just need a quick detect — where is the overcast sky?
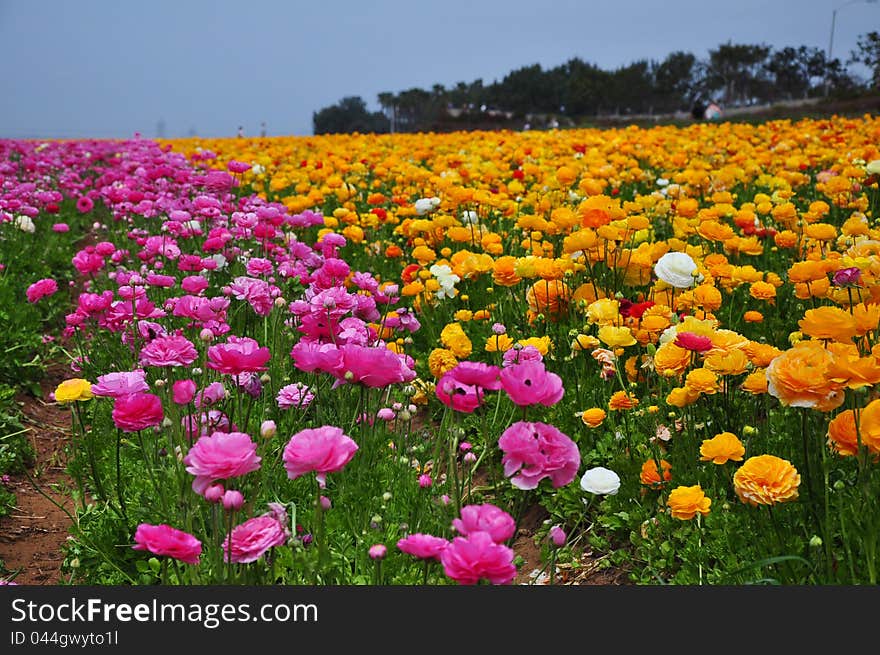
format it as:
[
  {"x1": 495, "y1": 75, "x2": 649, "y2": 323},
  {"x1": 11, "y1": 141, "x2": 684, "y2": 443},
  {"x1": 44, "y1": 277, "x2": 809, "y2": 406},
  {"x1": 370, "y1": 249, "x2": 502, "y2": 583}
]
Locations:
[{"x1": 1, "y1": 0, "x2": 876, "y2": 139}]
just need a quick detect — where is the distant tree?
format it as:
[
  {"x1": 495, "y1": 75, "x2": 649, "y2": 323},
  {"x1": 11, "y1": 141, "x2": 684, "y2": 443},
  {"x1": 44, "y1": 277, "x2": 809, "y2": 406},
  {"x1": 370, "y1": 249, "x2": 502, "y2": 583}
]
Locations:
[
  {"x1": 653, "y1": 51, "x2": 698, "y2": 113},
  {"x1": 705, "y1": 42, "x2": 773, "y2": 105},
  {"x1": 560, "y1": 58, "x2": 608, "y2": 116},
  {"x1": 850, "y1": 31, "x2": 880, "y2": 89},
  {"x1": 765, "y1": 46, "x2": 828, "y2": 99},
  {"x1": 312, "y1": 96, "x2": 390, "y2": 135},
  {"x1": 607, "y1": 60, "x2": 654, "y2": 114}
]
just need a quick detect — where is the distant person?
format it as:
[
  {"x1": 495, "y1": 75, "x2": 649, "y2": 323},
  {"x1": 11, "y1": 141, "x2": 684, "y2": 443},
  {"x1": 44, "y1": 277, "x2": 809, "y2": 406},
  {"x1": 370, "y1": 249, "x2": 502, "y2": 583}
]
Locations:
[
  {"x1": 704, "y1": 103, "x2": 722, "y2": 121},
  {"x1": 237, "y1": 125, "x2": 244, "y2": 137},
  {"x1": 691, "y1": 99, "x2": 707, "y2": 121},
  {"x1": 260, "y1": 121, "x2": 267, "y2": 137}
]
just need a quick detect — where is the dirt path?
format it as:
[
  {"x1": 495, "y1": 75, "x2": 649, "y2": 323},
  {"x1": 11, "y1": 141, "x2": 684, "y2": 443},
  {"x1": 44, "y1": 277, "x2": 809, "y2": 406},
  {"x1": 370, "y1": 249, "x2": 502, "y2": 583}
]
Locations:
[{"x1": 0, "y1": 365, "x2": 75, "y2": 585}]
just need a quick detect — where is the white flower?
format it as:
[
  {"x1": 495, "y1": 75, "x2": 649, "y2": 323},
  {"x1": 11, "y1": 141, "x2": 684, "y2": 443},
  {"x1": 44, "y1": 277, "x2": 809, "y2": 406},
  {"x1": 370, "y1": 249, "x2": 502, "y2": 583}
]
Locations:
[
  {"x1": 252, "y1": 164, "x2": 266, "y2": 175},
  {"x1": 654, "y1": 251, "x2": 702, "y2": 289},
  {"x1": 580, "y1": 466, "x2": 621, "y2": 495},
  {"x1": 429, "y1": 264, "x2": 460, "y2": 300},
  {"x1": 14, "y1": 215, "x2": 35, "y2": 233},
  {"x1": 207, "y1": 253, "x2": 227, "y2": 270},
  {"x1": 415, "y1": 196, "x2": 441, "y2": 215},
  {"x1": 656, "y1": 177, "x2": 669, "y2": 186},
  {"x1": 461, "y1": 210, "x2": 479, "y2": 225},
  {"x1": 866, "y1": 160, "x2": 880, "y2": 175}
]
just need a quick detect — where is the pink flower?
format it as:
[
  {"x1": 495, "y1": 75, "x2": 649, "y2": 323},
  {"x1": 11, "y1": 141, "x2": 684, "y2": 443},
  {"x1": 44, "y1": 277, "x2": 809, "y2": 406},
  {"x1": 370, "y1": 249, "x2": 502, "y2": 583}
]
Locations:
[
  {"x1": 497, "y1": 421, "x2": 581, "y2": 490},
  {"x1": 502, "y1": 345, "x2": 543, "y2": 367},
  {"x1": 132, "y1": 523, "x2": 202, "y2": 565},
  {"x1": 500, "y1": 361, "x2": 564, "y2": 406},
  {"x1": 435, "y1": 373, "x2": 483, "y2": 413},
  {"x1": 207, "y1": 336, "x2": 270, "y2": 375},
  {"x1": 369, "y1": 544, "x2": 387, "y2": 560},
  {"x1": 112, "y1": 392, "x2": 164, "y2": 432},
  {"x1": 397, "y1": 534, "x2": 449, "y2": 561},
  {"x1": 418, "y1": 473, "x2": 432, "y2": 488},
  {"x1": 26, "y1": 278, "x2": 58, "y2": 303},
  {"x1": 452, "y1": 504, "x2": 516, "y2": 543},
  {"x1": 91, "y1": 370, "x2": 149, "y2": 398},
  {"x1": 290, "y1": 340, "x2": 343, "y2": 374},
  {"x1": 53, "y1": 223, "x2": 69, "y2": 233},
  {"x1": 334, "y1": 344, "x2": 416, "y2": 388},
  {"x1": 76, "y1": 196, "x2": 94, "y2": 213},
  {"x1": 549, "y1": 525, "x2": 566, "y2": 547},
  {"x1": 222, "y1": 490, "x2": 245, "y2": 511},
  {"x1": 172, "y1": 379, "x2": 197, "y2": 405},
  {"x1": 282, "y1": 426, "x2": 358, "y2": 487},
  {"x1": 276, "y1": 382, "x2": 315, "y2": 409},
  {"x1": 440, "y1": 531, "x2": 517, "y2": 585},
  {"x1": 227, "y1": 160, "x2": 253, "y2": 174},
  {"x1": 223, "y1": 514, "x2": 288, "y2": 563},
  {"x1": 674, "y1": 331, "x2": 713, "y2": 352},
  {"x1": 448, "y1": 361, "x2": 502, "y2": 390},
  {"x1": 183, "y1": 431, "x2": 262, "y2": 495},
  {"x1": 139, "y1": 335, "x2": 199, "y2": 367}
]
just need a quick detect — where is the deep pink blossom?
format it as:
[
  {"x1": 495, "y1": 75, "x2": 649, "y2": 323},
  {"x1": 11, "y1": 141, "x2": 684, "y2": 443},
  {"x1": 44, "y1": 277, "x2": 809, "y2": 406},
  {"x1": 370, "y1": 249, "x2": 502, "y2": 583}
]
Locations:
[
  {"x1": 172, "y1": 379, "x2": 197, "y2": 405},
  {"x1": 499, "y1": 361, "x2": 564, "y2": 406},
  {"x1": 497, "y1": 421, "x2": 580, "y2": 490},
  {"x1": 452, "y1": 504, "x2": 516, "y2": 543},
  {"x1": 334, "y1": 344, "x2": 416, "y2": 388},
  {"x1": 132, "y1": 523, "x2": 202, "y2": 565},
  {"x1": 282, "y1": 425, "x2": 358, "y2": 487},
  {"x1": 183, "y1": 431, "x2": 262, "y2": 495},
  {"x1": 139, "y1": 334, "x2": 199, "y2": 367},
  {"x1": 440, "y1": 531, "x2": 517, "y2": 585},
  {"x1": 435, "y1": 373, "x2": 483, "y2": 413},
  {"x1": 112, "y1": 392, "x2": 164, "y2": 432},
  {"x1": 674, "y1": 331, "x2": 713, "y2": 352},
  {"x1": 397, "y1": 534, "x2": 449, "y2": 561},
  {"x1": 26, "y1": 278, "x2": 58, "y2": 303},
  {"x1": 207, "y1": 336, "x2": 270, "y2": 375},
  {"x1": 223, "y1": 514, "x2": 288, "y2": 563}
]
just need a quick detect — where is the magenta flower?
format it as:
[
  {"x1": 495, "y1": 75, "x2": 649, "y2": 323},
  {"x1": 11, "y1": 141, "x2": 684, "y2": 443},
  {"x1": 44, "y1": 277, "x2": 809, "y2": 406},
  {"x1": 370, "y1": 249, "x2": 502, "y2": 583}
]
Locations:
[
  {"x1": 440, "y1": 531, "x2": 517, "y2": 585},
  {"x1": 26, "y1": 278, "x2": 58, "y2": 303},
  {"x1": 111, "y1": 392, "x2": 164, "y2": 432},
  {"x1": 282, "y1": 426, "x2": 358, "y2": 487},
  {"x1": 452, "y1": 504, "x2": 516, "y2": 543},
  {"x1": 502, "y1": 344, "x2": 543, "y2": 367},
  {"x1": 183, "y1": 431, "x2": 262, "y2": 495},
  {"x1": 172, "y1": 379, "x2": 197, "y2": 405},
  {"x1": 674, "y1": 331, "x2": 713, "y2": 353},
  {"x1": 276, "y1": 382, "x2": 315, "y2": 409},
  {"x1": 832, "y1": 266, "x2": 862, "y2": 287},
  {"x1": 290, "y1": 340, "x2": 343, "y2": 374},
  {"x1": 397, "y1": 534, "x2": 449, "y2": 561},
  {"x1": 435, "y1": 373, "x2": 483, "y2": 413},
  {"x1": 499, "y1": 361, "x2": 564, "y2": 406},
  {"x1": 139, "y1": 335, "x2": 199, "y2": 367},
  {"x1": 207, "y1": 336, "x2": 270, "y2": 375},
  {"x1": 334, "y1": 344, "x2": 416, "y2": 388},
  {"x1": 223, "y1": 514, "x2": 288, "y2": 564},
  {"x1": 91, "y1": 370, "x2": 149, "y2": 398},
  {"x1": 132, "y1": 523, "x2": 202, "y2": 565},
  {"x1": 76, "y1": 196, "x2": 94, "y2": 213},
  {"x1": 497, "y1": 421, "x2": 581, "y2": 490}
]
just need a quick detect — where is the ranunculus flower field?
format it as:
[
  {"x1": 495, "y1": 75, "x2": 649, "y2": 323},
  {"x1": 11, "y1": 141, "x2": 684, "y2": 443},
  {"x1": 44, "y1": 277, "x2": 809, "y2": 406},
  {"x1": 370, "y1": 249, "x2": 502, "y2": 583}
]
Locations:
[{"x1": 1, "y1": 116, "x2": 879, "y2": 585}]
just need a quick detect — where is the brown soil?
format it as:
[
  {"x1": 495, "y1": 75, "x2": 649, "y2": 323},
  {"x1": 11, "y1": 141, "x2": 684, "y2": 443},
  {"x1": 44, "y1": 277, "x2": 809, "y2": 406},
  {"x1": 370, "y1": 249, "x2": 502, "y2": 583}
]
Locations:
[{"x1": 0, "y1": 364, "x2": 75, "y2": 585}]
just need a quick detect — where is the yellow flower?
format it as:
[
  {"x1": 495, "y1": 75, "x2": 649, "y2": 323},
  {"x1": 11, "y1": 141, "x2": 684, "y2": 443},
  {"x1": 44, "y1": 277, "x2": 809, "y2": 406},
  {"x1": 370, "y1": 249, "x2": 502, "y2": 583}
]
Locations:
[
  {"x1": 517, "y1": 336, "x2": 552, "y2": 355},
  {"x1": 684, "y1": 367, "x2": 719, "y2": 395},
  {"x1": 699, "y1": 432, "x2": 745, "y2": 464},
  {"x1": 597, "y1": 325, "x2": 637, "y2": 348},
  {"x1": 428, "y1": 348, "x2": 458, "y2": 378},
  {"x1": 667, "y1": 485, "x2": 711, "y2": 520},
  {"x1": 440, "y1": 322, "x2": 472, "y2": 359},
  {"x1": 485, "y1": 334, "x2": 514, "y2": 352},
  {"x1": 55, "y1": 379, "x2": 93, "y2": 404}
]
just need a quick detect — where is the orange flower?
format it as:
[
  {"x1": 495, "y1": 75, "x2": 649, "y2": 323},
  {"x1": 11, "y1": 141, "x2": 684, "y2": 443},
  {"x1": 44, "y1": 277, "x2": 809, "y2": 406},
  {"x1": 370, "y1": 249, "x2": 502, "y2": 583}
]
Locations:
[
  {"x1": 743, "y1": 310, "x2": 764, "y2": 323},
  {"x1": 699, "y1": 432, "x2": 745, "y2": 464},
  {"x1": 741, "y1": 369, "x2": 769, "y2": 394},
  {"x1": 798, "y1": 306, "x2": 859, "y2": 343},
  {"x1": 852, "y1": 398, "x2": 880, "y2": 454},
  {"x1": 492, "y1": 256, "x2": 521, "y2": 287},
  {"x1": 608, "y1": 390, "x2": 638, "y2": 411},
  {"x1": 652, "y1": 341, "x2": 692, "y2": 377},
  {"x1": 526, "y1": 280, "x2": 570, "y2": 320},
  {"x1": 733, "y1": 455, "x2": 801, "y2": 506},
  {"x1": 685, "y1": 367, "x2": 719, "y2": 395},
  {"x1": 667, "y1": 485, "x2": 711, "y2": 520},
  {"x1": 580, "y1": 408, "x2": 607, "y2": 428},
  {"x1": 827, "y1": 409, "x2": 859, "y2": 457},
  {"x1": 640, "y1": 458, "x2": 672, "y2": 487},
  {"x1": 749, "y1": 281, "x2": 777, "y2": 301},
  {"x1": 765, "y1": 341, "x2": 845, "y2": 411},
  {"x1": 666, "y1": 385, "x2": 701, "y2": 407}
]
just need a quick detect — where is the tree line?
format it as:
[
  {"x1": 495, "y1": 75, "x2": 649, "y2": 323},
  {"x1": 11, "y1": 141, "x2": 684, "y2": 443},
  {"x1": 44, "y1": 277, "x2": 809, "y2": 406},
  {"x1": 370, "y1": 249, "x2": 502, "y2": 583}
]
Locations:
[{"x1": 313, "y1": 32, "x2": 880, "y2": 134}]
